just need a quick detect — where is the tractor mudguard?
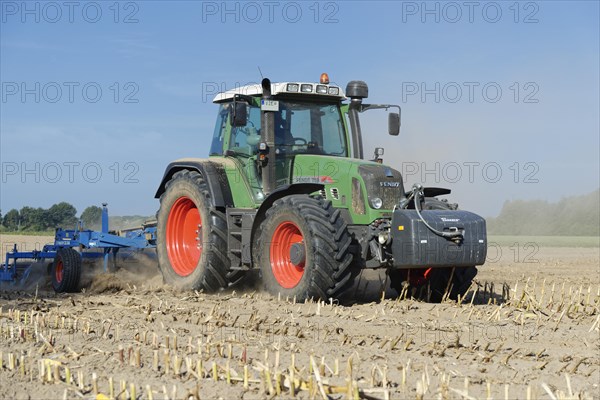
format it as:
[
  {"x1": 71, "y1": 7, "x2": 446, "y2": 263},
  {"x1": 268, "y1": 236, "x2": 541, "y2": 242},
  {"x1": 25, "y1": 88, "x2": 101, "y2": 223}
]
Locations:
[
  {"x1": 154, "y1": 159, "x2": 234, "y2": 208},
  {"x1": 390, "y1": 209, "x2": 487, "y2": 268},
  {"x1": 250, "y1": 183, "x2": 325, "y2": 247},
  {"x1": 422, "y1": 187, "x2": 451, "y2": 197}
]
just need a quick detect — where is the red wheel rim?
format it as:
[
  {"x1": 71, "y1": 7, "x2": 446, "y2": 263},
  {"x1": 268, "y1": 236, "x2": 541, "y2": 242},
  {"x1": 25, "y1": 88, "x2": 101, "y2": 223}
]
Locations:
[
  {"x1": 166, "y1": 196, "x2": 202, "y2": 276},
  {"x1": 408, "y1": 267, "x2": 432, "y2": 286},
  {"x1": 270, "y1": 221, "x2": 305, "y2": 288},
  {"x1": 55, "y1": 258, "x2": 64, "y2": 283}
]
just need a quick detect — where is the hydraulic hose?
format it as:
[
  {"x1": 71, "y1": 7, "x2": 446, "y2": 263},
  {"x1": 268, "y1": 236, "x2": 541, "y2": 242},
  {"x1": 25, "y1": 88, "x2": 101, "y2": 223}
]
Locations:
[{"x1": 411, "y1": 184, "x2": 463, "y2": 239}]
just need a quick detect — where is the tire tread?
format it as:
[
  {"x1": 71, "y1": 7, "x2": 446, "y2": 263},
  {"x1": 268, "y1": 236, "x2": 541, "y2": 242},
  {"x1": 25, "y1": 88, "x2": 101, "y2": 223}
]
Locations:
[
  {"x1": 157, "y1": 170, "x2": 243, "y2": 291},
  {"x1": 258, "y1": 195, "x2": 357, "y2": 302}
]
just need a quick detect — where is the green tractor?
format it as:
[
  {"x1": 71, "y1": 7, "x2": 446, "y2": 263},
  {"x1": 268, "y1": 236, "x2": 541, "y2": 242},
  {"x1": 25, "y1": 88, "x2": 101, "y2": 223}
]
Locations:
[{"x1": 154, "y1": 74, "x2": 487, "y2": 302}]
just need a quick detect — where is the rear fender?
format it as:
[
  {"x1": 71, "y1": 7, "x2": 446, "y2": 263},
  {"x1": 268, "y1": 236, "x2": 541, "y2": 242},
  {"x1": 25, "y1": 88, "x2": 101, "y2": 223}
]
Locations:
[{"x1": 154, "y1": 159, "x2": 234, "y2": 208}]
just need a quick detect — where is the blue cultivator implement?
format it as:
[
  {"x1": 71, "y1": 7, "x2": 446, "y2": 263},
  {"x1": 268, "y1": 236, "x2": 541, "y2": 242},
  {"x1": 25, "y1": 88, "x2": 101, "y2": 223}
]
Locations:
[{"x1": 0, "y1": 204, "x2": 156, "y2": 292}]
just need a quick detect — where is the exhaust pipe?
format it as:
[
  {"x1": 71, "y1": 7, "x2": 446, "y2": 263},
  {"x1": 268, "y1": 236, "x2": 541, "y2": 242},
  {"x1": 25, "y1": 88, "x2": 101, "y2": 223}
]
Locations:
[
  {"x1": 346, "y1": 80, "x2": 368, "y2": 160},
  {"x1": 260, "y1": 78, "x2": 276, "y2": 195}
]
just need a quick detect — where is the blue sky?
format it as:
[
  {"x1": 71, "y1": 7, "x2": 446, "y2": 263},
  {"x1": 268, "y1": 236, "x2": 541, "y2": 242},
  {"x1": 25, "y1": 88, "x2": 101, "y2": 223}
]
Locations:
[{"x1": 1, "y1": 1, "x2": 599, "y2": 217}]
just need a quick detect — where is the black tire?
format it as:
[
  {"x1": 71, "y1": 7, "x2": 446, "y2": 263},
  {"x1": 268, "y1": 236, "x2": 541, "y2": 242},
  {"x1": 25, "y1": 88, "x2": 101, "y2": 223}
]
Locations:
[
  {"x1": 256, "y1": 195, "x2": 356, "y2": 303},
  {"x1": 425, "y1": 266, "x2": 478, "y2": 302},
  {"x1": 388, "y1": 197, "x2": 477, "y2": 302},
  {"x1": 156, "y1": 170, "x2": 242, "y2": 291},
  {"x1": 51, "y1": 248, "x2": 82, "y2": 293},
  {"x1": 423, "y1": 197, "x2": 457, "y2": 210},
  {"x1": 389, "y1": 265, "x2": 477, "y2": 303}
]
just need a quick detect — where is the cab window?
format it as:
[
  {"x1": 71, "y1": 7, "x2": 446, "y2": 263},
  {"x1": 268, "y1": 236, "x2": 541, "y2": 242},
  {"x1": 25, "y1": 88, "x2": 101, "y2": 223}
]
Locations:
[
  {"x1": 228, "y1": 103, "x2": 262, "y2": 157},
  {"x1": 209, "y1": 104, "x2": 228, "y2": 155}
]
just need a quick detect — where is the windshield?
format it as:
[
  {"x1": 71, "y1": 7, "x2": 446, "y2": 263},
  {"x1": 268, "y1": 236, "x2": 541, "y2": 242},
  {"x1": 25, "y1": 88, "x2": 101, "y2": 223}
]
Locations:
[
  {"x1": 211, "y1": 101, "x2": 348, "y2": 157},
  {"x1": 275, "y1": 101, "x2": 347, "y2": 156}
]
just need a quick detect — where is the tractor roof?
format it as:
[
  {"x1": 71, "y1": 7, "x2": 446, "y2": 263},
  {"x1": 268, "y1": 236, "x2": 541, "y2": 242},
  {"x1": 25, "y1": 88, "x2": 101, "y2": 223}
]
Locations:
[{"x1": 212, "y1": 82, "x2": 346, "y2": 103}]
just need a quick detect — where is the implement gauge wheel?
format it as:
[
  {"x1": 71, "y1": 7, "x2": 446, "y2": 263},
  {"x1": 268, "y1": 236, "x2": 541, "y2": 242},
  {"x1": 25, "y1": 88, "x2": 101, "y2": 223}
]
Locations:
[
  {"x1": 51, "y1": 248, "x2": 82, "y2": 293},
  {"x1": 156, "y1": 170, "x2": 242, "y2": 290},
  {"x1": 256, "y1": 195, "x2": 356, "y2": 303}
]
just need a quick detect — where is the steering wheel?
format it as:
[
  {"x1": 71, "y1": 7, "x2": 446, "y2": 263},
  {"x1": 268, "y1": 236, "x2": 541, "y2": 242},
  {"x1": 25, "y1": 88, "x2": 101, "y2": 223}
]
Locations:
[
  {"x1": 293, "y1": 137, "x2": 308, "y2": 145},
  {"x1": 236, "y1": 120, "x2": 256, "y2": 135},
  {"x1": 237, "y1": 126, "x2": 259, "y2": 137}
]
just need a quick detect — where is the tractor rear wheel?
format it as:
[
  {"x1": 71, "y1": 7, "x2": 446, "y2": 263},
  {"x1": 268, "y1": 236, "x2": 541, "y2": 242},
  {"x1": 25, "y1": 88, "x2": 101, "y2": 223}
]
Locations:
[
  {"x1": 256, "y1": 195, "x2": 356, "y2": 303},
  {"x1": 51, "y1": 248, "x2": 82, "y2": 293},
  {"x1": 156, "y1": 170, "x2": 241, "y2": 290},
  {"x1": 388, "y1": 197, "x2": 477, "y2": 302}
]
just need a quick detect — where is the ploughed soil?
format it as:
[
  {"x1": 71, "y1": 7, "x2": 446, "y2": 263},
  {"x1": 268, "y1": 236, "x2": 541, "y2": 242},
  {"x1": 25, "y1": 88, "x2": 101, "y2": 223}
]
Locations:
[{"x1": 0, "y1": 234, "x2": 598, "y2": 399}]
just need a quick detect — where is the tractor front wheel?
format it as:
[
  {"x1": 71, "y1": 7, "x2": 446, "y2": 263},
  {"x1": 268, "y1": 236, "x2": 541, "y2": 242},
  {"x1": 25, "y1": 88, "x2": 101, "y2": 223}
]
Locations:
[
  {"x1": 51, "y1": 248, "x2": 82, "y2": 293},
  {"x1": 256, "y1": 195, "x2": 356, "y2": 303}
]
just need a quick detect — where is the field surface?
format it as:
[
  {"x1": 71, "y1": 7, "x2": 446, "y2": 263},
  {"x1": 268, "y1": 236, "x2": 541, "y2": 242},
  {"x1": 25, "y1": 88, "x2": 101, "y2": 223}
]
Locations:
[{"x1": 0, "y1": 234, "x2": 598, "y2": 399}]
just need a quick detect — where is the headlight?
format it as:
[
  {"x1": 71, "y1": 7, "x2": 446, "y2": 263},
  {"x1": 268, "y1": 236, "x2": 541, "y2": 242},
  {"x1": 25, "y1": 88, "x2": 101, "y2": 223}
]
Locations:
[
  {"x1": 370, "y1": 197, "x2": 383, "y2": 209},
  {"x1": 316, "y1": 85, "x2": 328, "y2": 94},
  {"x1": 378, "y1": 232, "x2": 389, "y2": 245},
  {"x1": 286, "y1": 83, "x2": 299, "y2": 92},
  {"x1": 300, "y1": 84, "x2": 313, "y2": 93}
]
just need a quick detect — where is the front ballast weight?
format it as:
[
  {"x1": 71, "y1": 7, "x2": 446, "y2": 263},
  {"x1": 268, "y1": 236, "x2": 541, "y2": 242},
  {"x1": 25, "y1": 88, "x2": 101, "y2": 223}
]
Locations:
[{"x1": 386, "y1": 184, "x2": 487, "y2": 268}]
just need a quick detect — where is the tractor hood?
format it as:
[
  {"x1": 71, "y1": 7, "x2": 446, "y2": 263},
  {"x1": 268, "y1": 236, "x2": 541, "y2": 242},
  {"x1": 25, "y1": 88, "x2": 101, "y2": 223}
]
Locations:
[{"x1": 292, "y1": 155, "x2": 407, "y2": 224}]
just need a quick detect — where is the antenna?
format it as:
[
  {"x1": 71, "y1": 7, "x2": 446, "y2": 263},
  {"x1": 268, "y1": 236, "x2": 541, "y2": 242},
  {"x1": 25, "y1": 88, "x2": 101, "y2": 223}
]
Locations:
[{"x1": 257, "y1": 66, "x2": 264, "y2": 80}]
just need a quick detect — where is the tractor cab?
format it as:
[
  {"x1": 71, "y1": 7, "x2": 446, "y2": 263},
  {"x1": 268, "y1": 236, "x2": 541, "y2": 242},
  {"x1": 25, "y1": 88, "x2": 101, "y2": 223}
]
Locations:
[{"x1": 210, "y1": 75, "x2": 352, "y2": 196}]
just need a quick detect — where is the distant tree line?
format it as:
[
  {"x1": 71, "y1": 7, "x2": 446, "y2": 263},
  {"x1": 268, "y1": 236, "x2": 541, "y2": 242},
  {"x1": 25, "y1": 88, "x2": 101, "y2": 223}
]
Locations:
[
  {"x1": 0, "y1": 203, "x2": 103, "y2": 232},
  {"x1": 0, "y1": 203, "x2": 152, "y2": 232},
  {"x1": 487, "y1": 189, "x2": 600, "y2": 236}
]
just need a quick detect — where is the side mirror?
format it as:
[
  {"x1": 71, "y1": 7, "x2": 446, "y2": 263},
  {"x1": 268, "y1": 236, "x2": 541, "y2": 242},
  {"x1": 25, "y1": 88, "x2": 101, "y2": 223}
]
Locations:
[
  {"x1": 230, "y1": 101, "x2": 248, "y2": 127},
  {"x1": 388, "y1": 112, "x2": 400, "y2": 136}
]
